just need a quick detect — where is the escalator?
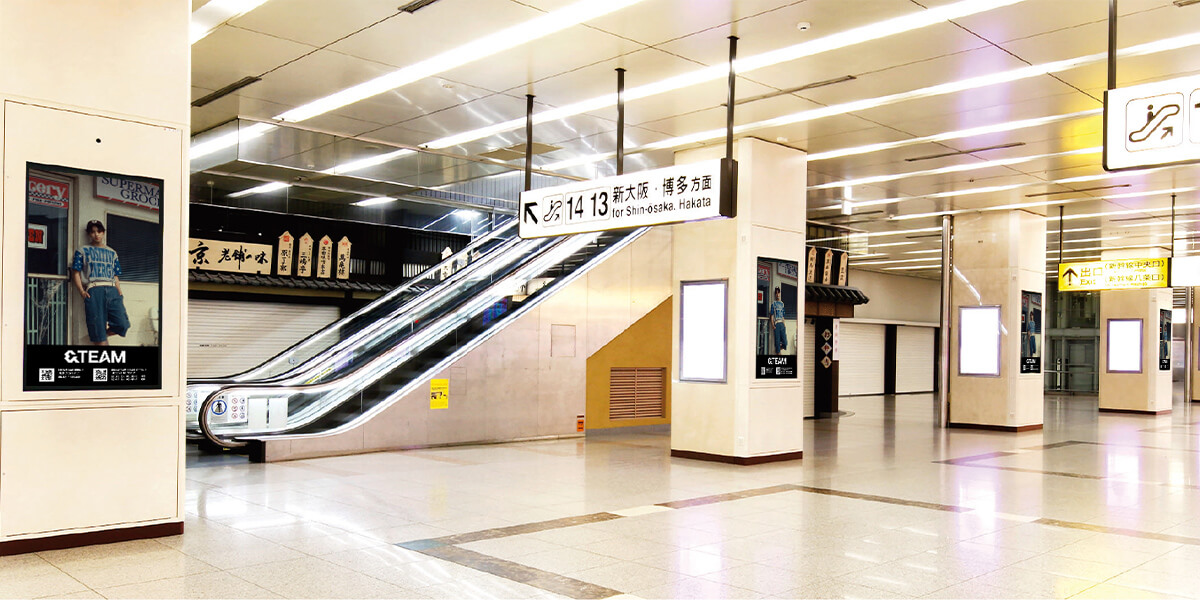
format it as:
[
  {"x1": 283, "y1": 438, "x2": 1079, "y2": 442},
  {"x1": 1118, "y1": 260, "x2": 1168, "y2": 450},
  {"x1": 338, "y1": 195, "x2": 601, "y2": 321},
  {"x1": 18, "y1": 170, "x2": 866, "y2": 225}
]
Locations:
[
  {"x1": 185, "y1": 220, "x2": 519, "y2": 426},
  {"x1": 195, "y1": 226, "x2": 647, "y2": 455}
]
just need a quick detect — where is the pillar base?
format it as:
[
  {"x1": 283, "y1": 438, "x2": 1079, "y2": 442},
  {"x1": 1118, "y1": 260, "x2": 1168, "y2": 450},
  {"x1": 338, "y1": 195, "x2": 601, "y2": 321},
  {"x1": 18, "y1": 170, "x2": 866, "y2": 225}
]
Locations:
[
  {"x1": 671, "y1": 449, "x2": 802, "y2": 465},
  {"x1": 948, "y1": 423, "x2": 1044, "y2": 432},
  {"x1": 0, "y1": 522, "x2": 183, "y2": 557},
  {"x1": 1098, "y1": 408, "x2": 1171, "y2": 415}
]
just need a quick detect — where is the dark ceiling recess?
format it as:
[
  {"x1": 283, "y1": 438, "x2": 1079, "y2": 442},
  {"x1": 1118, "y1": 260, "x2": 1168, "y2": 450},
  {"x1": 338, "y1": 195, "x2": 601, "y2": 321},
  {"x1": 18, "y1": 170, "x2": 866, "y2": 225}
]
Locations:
[
  {"x1": 192, "y1": 76, "x2": 262, "y2": 107},
  {"x1": 904, "y1": 142, "x2": 1025, "y2": 162},
  {"x1": 1024, "y1": 184, "x2": 1131, "y2": 197},
  {"x1": 399, "y1": 0, "x2": 442, "y2": 13}
]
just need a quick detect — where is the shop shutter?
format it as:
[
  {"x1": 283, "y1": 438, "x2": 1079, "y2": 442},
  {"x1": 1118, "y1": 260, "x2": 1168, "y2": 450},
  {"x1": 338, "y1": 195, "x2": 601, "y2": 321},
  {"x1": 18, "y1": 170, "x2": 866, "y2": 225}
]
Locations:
[
  {"x1": 187, "y1": 299, "x2": 338, "y2": 378},
  {"x1": 609, "y1": 367, "x2": 665, "y2": 420},
  {"x1": 896, "y1": 325, "x2": 936, "y2": 393},
  {"x1": 838, "y1": 322, "x2": 887, "y2": 396}
]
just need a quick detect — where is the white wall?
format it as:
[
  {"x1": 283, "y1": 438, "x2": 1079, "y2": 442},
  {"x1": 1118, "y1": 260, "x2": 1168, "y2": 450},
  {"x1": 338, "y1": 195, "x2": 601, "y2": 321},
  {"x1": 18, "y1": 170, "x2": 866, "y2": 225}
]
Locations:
[{"x1": 851, "y1": 269, "x2": 940, "y2": 324}]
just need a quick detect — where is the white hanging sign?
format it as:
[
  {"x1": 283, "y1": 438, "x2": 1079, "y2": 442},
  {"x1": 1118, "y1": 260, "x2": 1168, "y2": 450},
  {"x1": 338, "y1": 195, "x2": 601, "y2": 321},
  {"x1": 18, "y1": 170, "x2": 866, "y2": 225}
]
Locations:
[{"x1": 1104, "y1": 73, "x2": 1200, "y2": 171}]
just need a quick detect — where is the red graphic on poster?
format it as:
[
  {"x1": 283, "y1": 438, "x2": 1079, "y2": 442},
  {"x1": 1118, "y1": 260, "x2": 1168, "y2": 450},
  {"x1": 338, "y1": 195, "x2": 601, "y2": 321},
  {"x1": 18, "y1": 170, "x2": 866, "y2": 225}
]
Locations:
[{"x1": 27, "y1": 176, "x2": 69, "y2": 209}]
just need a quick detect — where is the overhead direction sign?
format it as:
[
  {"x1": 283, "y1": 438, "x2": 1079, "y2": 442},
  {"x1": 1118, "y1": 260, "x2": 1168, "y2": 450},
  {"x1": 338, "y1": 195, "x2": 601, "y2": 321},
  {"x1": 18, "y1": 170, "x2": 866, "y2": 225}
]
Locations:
[
  {"x1": 1104, "y1": 73, "x2": 1200, "y2": 171},
  {"x1": 1058, "y1": 258, "x2": 1169, "y2": 292},
  {"x1": 518, "y1": 158, "x2": 735, "y2": 239}
]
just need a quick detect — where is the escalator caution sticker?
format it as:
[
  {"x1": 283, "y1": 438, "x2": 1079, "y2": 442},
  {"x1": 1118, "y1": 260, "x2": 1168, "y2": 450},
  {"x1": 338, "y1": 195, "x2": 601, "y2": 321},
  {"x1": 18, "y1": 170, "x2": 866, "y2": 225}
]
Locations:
[{"x1": 430, "y1": 379, "x2": 449, "y2": 410}]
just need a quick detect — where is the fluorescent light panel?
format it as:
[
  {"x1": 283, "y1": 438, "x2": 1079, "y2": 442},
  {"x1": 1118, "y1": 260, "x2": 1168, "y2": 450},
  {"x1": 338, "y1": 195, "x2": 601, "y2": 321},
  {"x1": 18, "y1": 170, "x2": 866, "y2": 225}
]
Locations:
[
  {"x1": 191, "y1": 0, "x2": 272, "y2": 44},
  {"x1": 228, "y1": 181, "x2": 289, "y2": 198},
  {"x1": 352, "y1": 197, "x2": 396, "y2": 207}
]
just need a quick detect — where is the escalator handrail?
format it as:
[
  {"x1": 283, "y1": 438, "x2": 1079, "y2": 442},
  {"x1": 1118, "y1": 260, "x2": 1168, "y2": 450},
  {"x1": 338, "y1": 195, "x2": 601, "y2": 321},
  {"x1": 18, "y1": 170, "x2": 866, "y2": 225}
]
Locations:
[
  {"x1": 198, "y1": 229, "x2": 643, "y2": 447},
  {"x1": 197, "y1": 231, "x2": 597, "y2": 448},
  {"x1": 189, "y1": 219, "x2": 517, "y2": 385}
]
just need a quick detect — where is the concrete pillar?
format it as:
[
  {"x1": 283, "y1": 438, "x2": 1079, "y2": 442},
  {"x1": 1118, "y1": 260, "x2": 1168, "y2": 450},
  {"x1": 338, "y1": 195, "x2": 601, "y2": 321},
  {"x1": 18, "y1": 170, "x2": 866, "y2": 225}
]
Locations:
[
  {"x1": 1098, "y1": 249, "x2": 1172, "y2": 414},
  {"x1": 0, "y1": 1, "x2": 188, "y2": 554},
  {"x1": 948, "y1": 211, "x2": 1045, "y2": 431},
  {"x1": 1192, "y1": 296, "x2": 1200, "y2": 402},
  {"x1": 670, "y1": 138, "x2": 806, "y2": 464}
]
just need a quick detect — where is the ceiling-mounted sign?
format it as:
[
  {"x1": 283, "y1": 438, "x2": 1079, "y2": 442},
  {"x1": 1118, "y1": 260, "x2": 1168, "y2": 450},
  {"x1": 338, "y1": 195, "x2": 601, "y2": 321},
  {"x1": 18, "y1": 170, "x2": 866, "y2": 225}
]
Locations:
[
  {"x1": 518, "y1": 158, "x2": 735, "y2": 238},
  {"x1": 1171, "y1": 255, "x2": 1200, "y2": 286},
  {"x1": 1058, "y1": 258, "x2": 1169, "y2": 291},
  {"x1": 1104, "y1": 73, "x2": 1200, "y2": 171}
]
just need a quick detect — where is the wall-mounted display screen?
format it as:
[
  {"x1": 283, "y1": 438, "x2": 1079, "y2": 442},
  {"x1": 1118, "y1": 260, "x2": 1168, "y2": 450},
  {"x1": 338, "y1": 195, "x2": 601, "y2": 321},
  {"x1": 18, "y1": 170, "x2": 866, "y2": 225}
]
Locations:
[
  {"x1": 1020, "y1": 291, "x2": 1042, "y2": 374},
  {"x1": 24, "y1": 163, "x2": 163, "y2": 391},
  {"x1": 959, "y1": 306, "x2": 1001, "y2": 377},
  {"x1": 680, "y1": 280, "x2": 727, "y2": 383},
  {"x1": 1159, "y1": 309, "x2": 1171, "y2": 371},
  {"x1": 1107, "y1": 319, "x2": 1143, "y2": 373},
  {"x1": 755, "y1": 257, "x2": 797, "y2": 379}
]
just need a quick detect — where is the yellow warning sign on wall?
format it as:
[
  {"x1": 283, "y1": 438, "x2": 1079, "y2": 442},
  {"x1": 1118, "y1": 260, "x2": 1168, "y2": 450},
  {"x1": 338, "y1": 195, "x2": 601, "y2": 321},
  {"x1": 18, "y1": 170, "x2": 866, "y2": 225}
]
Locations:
[
  {"x1": 429, "y1": 379, "x2": 449, "y2": 410},
  {"x1": 1058, "y1": 258, "x2": 1169, "y2": 292}
]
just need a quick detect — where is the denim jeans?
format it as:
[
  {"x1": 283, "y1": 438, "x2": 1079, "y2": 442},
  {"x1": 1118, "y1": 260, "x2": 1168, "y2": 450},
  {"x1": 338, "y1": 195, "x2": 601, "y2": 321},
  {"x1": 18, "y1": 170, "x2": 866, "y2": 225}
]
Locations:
[{"x1": 85, "y1": 285, "x2": 130, "y2": 343}]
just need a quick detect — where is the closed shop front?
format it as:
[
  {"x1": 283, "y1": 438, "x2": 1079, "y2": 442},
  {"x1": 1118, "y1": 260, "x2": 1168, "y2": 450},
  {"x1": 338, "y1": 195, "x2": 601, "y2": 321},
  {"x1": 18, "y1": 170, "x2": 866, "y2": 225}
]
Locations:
[
  {"x1": 187, "y1": 299, "x2": 338, "y2": 378},
  {"x1": 838, "y1": 322, "x2": 886, "y2": 396}
]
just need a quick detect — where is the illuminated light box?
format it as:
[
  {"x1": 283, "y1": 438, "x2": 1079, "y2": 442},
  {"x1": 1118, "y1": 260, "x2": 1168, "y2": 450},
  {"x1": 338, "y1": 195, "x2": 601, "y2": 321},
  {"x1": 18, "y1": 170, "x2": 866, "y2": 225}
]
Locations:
[
  {"x1": 959, "y1": 306, "x2": 1001, "y2": 377},
  {"x1": 679, "y1": 280, "x2": 727, "y2": 383},
  {"x1": 1107, "y1": 319, "x2": 1143, "y2": 373}
]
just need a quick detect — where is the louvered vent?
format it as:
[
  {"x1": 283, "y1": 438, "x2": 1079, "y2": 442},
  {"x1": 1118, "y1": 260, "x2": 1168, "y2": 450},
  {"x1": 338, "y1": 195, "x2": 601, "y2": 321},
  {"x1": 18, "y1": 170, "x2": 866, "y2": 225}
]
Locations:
[{"x1": 609, "y1": 367, "x2": 665, "y2": 420}]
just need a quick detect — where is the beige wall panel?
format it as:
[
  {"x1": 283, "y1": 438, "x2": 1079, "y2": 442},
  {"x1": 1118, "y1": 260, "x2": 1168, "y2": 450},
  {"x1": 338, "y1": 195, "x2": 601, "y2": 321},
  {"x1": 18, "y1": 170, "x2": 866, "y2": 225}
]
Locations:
[
  {"x1": 852, "y1": 270, "x2": 940, "y2": 324},
  {"x1": 629, "y1": 227, "x2": 673, "y2": 325},
  {"x1": 585, "y1": 245, "x2": 632, "y2": 357},
  {"x1": 0, "y1": 406, "x2": 179, "y2": 537},
  {"x1": 0, "y1": 0, "x2": 189, "y2": 126},
  {"x1": 1099, "y1": 287, "x2": 1173, "y2": 412}
]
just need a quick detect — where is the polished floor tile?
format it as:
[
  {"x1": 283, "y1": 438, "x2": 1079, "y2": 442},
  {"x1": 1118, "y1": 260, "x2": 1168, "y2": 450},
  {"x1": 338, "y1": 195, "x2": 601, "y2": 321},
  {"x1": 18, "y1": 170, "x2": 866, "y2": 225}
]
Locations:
[{"x1": 16, "y1": 394, "x2": 1200, "y2": 598}]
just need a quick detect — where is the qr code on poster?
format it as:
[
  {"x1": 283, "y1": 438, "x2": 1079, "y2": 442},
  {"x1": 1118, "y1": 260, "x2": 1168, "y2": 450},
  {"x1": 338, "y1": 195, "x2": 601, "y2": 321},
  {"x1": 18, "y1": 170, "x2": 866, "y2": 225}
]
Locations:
[
  {"x1": 38, "y1": 368, "x2": 54, "y2": 382},
  {"x1": 93, "y1": 368, "x2": 108, "y2": 382}
]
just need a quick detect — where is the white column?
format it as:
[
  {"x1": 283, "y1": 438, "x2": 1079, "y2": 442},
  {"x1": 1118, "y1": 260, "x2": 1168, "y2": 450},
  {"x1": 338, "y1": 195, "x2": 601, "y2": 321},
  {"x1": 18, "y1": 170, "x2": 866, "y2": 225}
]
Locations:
[
  {"x1": 1098, "y1": 248, "x2": 1172, "y2": 414},
  {"x1": 670, "y1": 138, "x2": 806, "y2": 463}
]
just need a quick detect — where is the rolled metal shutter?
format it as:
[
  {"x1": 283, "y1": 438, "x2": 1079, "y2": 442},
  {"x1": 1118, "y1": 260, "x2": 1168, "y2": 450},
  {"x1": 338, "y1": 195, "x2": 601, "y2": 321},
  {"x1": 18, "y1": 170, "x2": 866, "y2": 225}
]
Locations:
[
  {"x1": 187, "y1": 299, "x2": 339, "y2": 378},
  {"x1": 838, "y1": 322, "x2": 886, "y2": 396},
  {"x1": 896, "y1": 325, "x2": 936, "y2": 393}
]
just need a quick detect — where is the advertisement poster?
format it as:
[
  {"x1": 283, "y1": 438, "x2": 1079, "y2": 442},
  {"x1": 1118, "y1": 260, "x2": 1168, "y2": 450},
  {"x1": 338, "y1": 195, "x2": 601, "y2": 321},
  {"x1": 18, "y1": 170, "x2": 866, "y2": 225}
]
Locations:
[
  {"x1": 756, "y1": 257, "x2": 798, "y2": 379},
  {"x1": 1020, "y1": 291, "x2": 1042, "y2": 374},
  {"x1": 1160, "y1": 309, "x2": 1171, "y2": 371},
  {"x1": 24, "y1": 163, "x2": 162, "y2": 391}
]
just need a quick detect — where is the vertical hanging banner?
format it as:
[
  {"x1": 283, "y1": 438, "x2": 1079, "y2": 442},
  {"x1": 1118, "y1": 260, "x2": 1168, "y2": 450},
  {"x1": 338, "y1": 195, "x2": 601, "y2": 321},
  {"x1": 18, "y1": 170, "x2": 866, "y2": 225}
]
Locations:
[
  {"x1": 296, "y1": 233, "x2": 313, "y2": 277},
  {"x1": 1160, "y1": 309, "x2": 1172, "y2": 371},
  {"x1": 756, "y1": 257, "x2": 798, "y2": 379},
  {"x1": 1020, "y1": 291, "x2": 1042, "y2": 374},
  {"x1": 277, "y1": 231, "x2": 294, "y2": 276},
  {"x1": 316, "y1": 235, "x2": 333, "y2": 278},
  {"x1": 805, "y1": 247, "x2": 817, "y2": 283},
  {"x1": 336, "y1": 236, "x2": 352, "y2": 279}
]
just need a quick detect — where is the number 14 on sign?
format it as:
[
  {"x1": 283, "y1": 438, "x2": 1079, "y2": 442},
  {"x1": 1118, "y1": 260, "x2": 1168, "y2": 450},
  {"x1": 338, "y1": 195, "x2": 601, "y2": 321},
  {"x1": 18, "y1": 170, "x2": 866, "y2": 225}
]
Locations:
[{"x1": 544, "y1": 188, "x2": 610, "y2": 226}]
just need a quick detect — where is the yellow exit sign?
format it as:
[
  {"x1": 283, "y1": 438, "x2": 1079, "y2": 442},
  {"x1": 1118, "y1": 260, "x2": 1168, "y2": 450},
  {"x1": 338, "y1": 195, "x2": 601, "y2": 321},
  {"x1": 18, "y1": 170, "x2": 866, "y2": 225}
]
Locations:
[{"x1": 1058, "y1": 258, "x2": 1169, "y2": 292}]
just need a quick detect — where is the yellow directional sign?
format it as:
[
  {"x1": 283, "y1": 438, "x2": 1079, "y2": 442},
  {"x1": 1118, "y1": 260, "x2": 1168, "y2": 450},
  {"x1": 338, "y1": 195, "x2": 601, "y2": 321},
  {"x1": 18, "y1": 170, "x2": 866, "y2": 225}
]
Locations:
[{"x1": 1058, "y1": 258, "x2": 1169, "y2": 292}]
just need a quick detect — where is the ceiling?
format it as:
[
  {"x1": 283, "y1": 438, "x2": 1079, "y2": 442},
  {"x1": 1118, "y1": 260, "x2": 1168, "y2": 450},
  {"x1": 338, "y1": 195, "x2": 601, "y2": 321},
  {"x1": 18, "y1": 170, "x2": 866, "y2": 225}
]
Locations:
[{"x1": 188, "y1": 0, "x2": 1200, "y2": 279}]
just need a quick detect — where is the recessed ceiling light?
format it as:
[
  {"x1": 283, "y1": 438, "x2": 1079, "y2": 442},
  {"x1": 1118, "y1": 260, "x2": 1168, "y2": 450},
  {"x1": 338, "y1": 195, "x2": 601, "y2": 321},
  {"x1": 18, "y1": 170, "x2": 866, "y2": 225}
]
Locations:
[
  {"x1": 352, "y1": 197, "x2": 395, "y2": 207},
  {"x1": 796, "y1": 21, "x2": 812, "y2": 31}
]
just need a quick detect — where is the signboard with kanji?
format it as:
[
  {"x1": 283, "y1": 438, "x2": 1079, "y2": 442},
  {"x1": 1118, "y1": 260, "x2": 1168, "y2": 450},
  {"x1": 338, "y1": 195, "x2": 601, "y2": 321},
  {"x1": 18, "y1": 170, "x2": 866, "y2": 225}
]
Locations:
[
  {"x1": 188, "y1": 238, "x2": 272, "y2": 274},
  {"x1": 296, "y1": 233, "x2": 313, "y2": 277},
  {"x1": 336, "y1": 237, "x2": 351, "y2": 279},
  {"x1": 316, "y1": 235, "x2": 333, "y2": 278},
  {"x1": 277, "y1": 231, "x2": 294, "y2": 276},
  {"x1": 1057, "y1": 258, "x2": 1169, "y2": 292},
  {"x1": 518, "y1": 158, "x2": 735, "y2": 238}
]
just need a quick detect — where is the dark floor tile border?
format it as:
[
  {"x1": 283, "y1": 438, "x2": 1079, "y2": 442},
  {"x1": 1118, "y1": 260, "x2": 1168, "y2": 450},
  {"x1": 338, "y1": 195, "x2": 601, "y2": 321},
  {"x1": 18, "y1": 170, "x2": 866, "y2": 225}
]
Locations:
[
  {"x1": 429, "y1": 513, "x2": 622, "y2": 545},
  {"x1": 792, "y1": 485, "x2": 970, "y2": 512},
  {"x1": 1074, "y1": 440, "x2": 1200, "y2": 454},
  {"x1": 399, "y1": 541, "x2": 622, "y2": 599},
  {"x1": 655, "y1": 483, "x2": 797, "y2": 509},
  {"x1": 937, "y1": 439, "x2": 1200, "y2": 487},
  {"x1": 942, "y1": 461, "x2": 1109, "y2": 480},
  {"x1": 1036, "y1": 518, "x2": 1200, "y2": 546}
]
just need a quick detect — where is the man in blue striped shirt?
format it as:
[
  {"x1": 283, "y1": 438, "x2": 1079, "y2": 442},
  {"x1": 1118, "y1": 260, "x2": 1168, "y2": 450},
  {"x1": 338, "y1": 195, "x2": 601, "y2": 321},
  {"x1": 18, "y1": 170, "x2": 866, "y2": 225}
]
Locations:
[{"x1": 70, "y1": 220, "x2": 130, "y2": 346}]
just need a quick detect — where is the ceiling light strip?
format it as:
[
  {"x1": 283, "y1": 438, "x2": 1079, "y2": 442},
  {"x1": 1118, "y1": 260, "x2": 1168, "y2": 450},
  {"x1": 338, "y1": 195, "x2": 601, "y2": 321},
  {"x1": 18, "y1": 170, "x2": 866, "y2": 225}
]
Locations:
[
  {"x1": 808, "y1": 147, "x2": 1101, "y2": 190},
  {"x1": 543, "y1": 32, "x2": 1200, "y2": 170},
  {"x1": 422, "y1": 0, "x2": 1029, "y2": 151}
]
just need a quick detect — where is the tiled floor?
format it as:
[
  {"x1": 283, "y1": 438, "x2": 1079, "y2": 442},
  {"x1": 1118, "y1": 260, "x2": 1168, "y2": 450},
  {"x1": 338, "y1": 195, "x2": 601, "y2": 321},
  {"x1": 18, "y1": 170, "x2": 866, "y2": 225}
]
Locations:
[{"x1": 7, "y1": 393, "x2": 1200, "y2": 599}]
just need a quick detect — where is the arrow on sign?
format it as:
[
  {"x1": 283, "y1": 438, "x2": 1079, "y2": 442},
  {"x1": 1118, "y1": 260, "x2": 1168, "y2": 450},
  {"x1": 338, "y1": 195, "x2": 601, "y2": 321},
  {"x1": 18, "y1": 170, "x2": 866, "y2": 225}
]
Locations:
[
  {"x1": 1162, "y1": 126, "x2": 1175, "y2": 139},
  {"x1": 524, "y1": 202, "x2": 538, "y2": 224},
  {"x1": 1063, "y1": 268, "x2": 1077, "y2": 285}
]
